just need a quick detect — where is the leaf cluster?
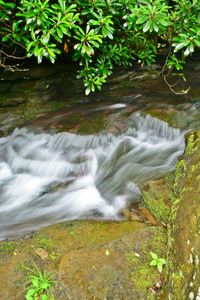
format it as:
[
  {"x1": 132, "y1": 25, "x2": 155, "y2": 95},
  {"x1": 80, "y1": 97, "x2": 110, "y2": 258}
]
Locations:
[
  {"x1": 149, "y1": 251, "x2": 166, "y2": 273},
  {"x1": 25, "y1": 266, "x2": 55, "y2": 300},
  {"x1": 1, "y1": 0, "x2": 200, "y2": 94}
]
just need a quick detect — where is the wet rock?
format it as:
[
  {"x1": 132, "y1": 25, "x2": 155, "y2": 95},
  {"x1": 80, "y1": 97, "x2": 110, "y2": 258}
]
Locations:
[
  {"x1": 58, "y1": 225, "x2": 166, "y2": 300},
  {"x1": 192, "y1": 63, "x2": 200, "y2": 72},
  {"x1": 190, "y1": 97, "x2": 200, "y2": 103},
  {"x1": 129, "y1": 70, "x2": 161, "y2": 81},
  {"x1": 0, "y1": 94, "x2": 26, "y2": 107},
  {"x1": 59, "y1": 247, "x2": 134, "y2": 300},
  {"x1": 0, "y1": 82, "x2": 11, "y2": 93},
  {"x1": 109, "y1": 71, "x2": 135, "y2": 83},
  {"x1": 169, "y1": 131, "x2": 200, "y2": 299},
  {"x1": 0, "y1": 65, "x2": 56, "y2": 81},
  {"x1": 122, "y1": 208, "x2": 143, "y2": 222},
  {"x1": 35, "y1": 248, "x2": 48, "y2": 259},
  {"x1": 25, "y1": 65, "x2": 57, "y2": 79},
  {"x1": 139, "y1": 64, "x2": 161, "y2": 71},
  {"x1": 0, "y1": 70, "x2": 29, "y2": 81},
  {"x1": 138, "y1": 207, "x2": 166, "y2": 227},
  {"x1": 0, "y1": 111, "x2": 23, "y2": 135},
  {"x1": 0, "y1": 220, "x2": 167, "y2": 300}
]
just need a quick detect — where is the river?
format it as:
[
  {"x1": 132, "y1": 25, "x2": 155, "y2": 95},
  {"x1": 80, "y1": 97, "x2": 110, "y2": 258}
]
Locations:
[{"x1": 0, "y1": 61, "x2": 199, "y2": 239}]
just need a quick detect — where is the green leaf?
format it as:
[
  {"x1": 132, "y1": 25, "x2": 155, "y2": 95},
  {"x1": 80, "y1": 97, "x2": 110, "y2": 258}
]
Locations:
[
  {"x1": 25, "y1": 289, "x2": 36, "y2": 299},
  {"x1": 47, "y1": 48, "x2": 56, "y2": 58},
  {"x1": 150, "y1": 260, "x2": 157, "y2": 266},
  {"x1": 56, "y1": 27, "x2": 63, "y2": 39},
  {"x1": 25, "y1": 295, "x2": 34, "y2": 300},
  {"x1": 85, "y1": 87, "x2": 91, "y2": 96},
  {"x1": 157, "y1": 263, "x2": 163, "y2": 273},
  {"x1": 173, "y1": 41, "x2": 190, "y2": 52},
  {"x1": 41, "y1": 33, "x2": 50, "y2": 44},
  {"x1": 37, "y1": 18, "x2": 42, "y2": 26},
  {"x1": 159, "y1": 258, "x2": 166, "y2": 265},
  {"x1": 41, "y1": 294, "x2": 48, "y2": 300},
  {"x1": 41, "y1": 282, "x2": 50, "y2": 289},
  {"x1": 107, "y1": 31, "x2": 113, "y2": 39},
  {"x1": 60, "y1": 24, "x2": 67, "y2": 35},
  {"x1": 136, "y1": 16, "x2": 148, "y2": 25},
  {"x1": 143, "y1": 20, "x2": 151, "y2": 32},
  {"x1": 32, "y1": 277, "x2": 40, "y2": 287},
  {"x1": 184, "y1": 46, "x2": 190, "y2": 56},
  {"x1": 37, "y1": 54, "x2": 43, "y2": 64},
  {"x1": 49, "y1": 56, "x2": 55, "y2": 64},
  {"x1": 195, "y1": 40, "x2": 200, "y2": 47},
  {"x1": 150, "y1": 252, "x2": 158, "y2": 260},
  {"x1": 2, "y1": 35, "x2": 10, "y2": 42},
  {"x1": 159, "y1": 18, "x2": 170, "y2": 26},
  {"x1": 105, "y1": 249, "x2": 110, "y2": 256},
  {"x1": 153, "y1": 23, "x2": 159, "y2": 32}
]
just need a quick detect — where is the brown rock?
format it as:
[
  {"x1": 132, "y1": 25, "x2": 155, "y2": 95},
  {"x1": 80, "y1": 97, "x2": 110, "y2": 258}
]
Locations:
[{"x1": 35, "y1": 248, "x2": 48, "y2": 259}]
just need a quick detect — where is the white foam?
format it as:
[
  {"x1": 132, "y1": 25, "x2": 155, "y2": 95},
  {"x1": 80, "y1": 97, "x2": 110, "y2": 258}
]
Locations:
[{"x1": 0, "y1": 113, "x2": 185, "y2": 239}]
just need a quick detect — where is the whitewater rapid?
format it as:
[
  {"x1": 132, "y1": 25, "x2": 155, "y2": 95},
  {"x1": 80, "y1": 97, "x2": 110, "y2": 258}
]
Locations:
[{"x1": 0, "y1": 113, "x2": 185, "y2": 239}]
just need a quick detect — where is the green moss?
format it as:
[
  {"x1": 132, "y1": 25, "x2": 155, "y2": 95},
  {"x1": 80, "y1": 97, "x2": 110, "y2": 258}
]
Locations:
[
  {"x1": 125, "y1": 252, "x2": 138, "y2": 263},
  {"x1": 59, "y1": 222, "x2": 74, "y2": 229},
  {"x1": 0, "y1": 241, "x2": 17, "y2": 255},
  {"x1": 149, "y1": 227, "x2": 168, "y2": 257},
  {"x1": 146, "y1": 110, "x2": 178, "y2": 127},
  {"x1": 78, "y1": 116, "x2": 106, "y2": 134},
  {"x1": 171, "y1": 271, "x2": 185, "y2": 300},
  {"x1": 165, "y1": 133, "x2": 200, "y2": 299},
  {"x1": 130, "y1": 265, "x2": 157, "y2": 293},
  {"x1": 23, "y1": 108, "x2": 37, "y2": 121},
  {"x1": 33, "y1": 233, "x2": 54, "y2": 252},
  {"x1": 185, "y1": 133, "x2": 196, "y2": 156},
  {"x1": 173, "y1": 159, "x2": 186, "y2": 189},
  {"x1": 195, "y1": 217, "x2": 200, "y2": 235},
  {"x1": 125, "y1": 227, "x2": 167, "y2": 299},
  {"x1": 142, "y1": 188, "x2": 170, "y2": 224},
  {"x1": 23, "y1": 101, "x2": 66, "y2": 122}
]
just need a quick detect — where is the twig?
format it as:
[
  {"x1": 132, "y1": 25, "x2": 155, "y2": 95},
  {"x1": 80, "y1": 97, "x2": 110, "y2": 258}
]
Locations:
[{"x1": 161, "y1": 29, "x2": 190, "y2": 95}]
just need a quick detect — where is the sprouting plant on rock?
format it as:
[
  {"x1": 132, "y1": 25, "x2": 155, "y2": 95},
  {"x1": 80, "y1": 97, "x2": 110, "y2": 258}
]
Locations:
[
  {"x1": 25, "y1": 264, "x2": 55, "y2": 300},
  {"x1": 149, "y1": 252, "x2": 166, "y2": 273}
]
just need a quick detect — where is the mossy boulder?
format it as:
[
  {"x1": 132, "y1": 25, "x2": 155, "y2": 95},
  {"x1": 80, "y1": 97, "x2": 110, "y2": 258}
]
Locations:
[{"x1": 168, "y1": 132, "x2": 200, "y2": 300}]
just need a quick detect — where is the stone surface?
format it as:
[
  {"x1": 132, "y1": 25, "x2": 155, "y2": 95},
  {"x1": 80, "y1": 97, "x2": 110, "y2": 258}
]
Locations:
[
  {"x1": 0, "y1": 63, "x2": 200, "y2": 300},
  {"x1": 0, "y1": 221, "x2": 167, "y2": 300},
  {"x1": 35, "y1": 247, "x2": 48, "y2": 259},
  {"x1": 58, "y1": 226, "x2": 165, "y2": 300},
  {"x1": 168, "y1": 131, "x2": 200, "y2": 300}
]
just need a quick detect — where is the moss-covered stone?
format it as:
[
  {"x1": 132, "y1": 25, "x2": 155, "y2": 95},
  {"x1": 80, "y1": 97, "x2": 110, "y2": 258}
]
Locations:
[
  {"x1": 33, "y1": 233, "x2": 54, "y2": 252},
  {"x1": 0, "y1": 241, "x2": 18, "y2": 255},
  {"x1": 167, "y1": 130, "x2": 200, "y2": 300},
  {"x1": 142, "y1": 182, "x2": 170, "y2": 225},
  {"x1": 126, "y1": 226, "x2": 167, "y2": 299}
]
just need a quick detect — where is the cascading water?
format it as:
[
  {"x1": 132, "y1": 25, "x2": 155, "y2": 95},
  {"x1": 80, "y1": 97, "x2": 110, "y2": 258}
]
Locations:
[{"x1": 0, "y1": 113, "x2": 185, "y2": 239}]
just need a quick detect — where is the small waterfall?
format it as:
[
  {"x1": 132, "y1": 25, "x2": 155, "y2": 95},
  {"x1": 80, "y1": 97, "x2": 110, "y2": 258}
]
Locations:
[{"x1": 0, "y1": 113, "x2": 185, "y2": 239}]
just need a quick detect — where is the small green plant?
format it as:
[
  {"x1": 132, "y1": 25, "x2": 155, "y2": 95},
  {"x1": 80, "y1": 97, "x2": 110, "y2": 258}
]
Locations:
[
  {"x1": 25, "y1": 265, "x2": 55, "y2": 300},
  {"x1": 149, "y1": 252, "x2": 166, "y2": 273}
]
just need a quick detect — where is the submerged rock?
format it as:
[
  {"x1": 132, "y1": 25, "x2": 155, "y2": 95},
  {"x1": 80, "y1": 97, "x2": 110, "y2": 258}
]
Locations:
[
  {"x1": 129, "y1": 70, "x2": 161, "y2": 81},
  {"x1": 0, "y1": 93, "x2": 26, "y2": 107}
]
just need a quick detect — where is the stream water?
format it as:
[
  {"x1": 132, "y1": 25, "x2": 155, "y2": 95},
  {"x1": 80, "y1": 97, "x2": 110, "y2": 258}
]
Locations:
[{"x1": 0, "y1": 62, "x2": 200, "y2": 239}]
